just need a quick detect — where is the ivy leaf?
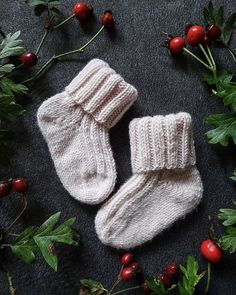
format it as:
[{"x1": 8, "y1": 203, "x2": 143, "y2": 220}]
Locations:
[
  {"x1": 218, "y1": 201, "x2": 236, "y2": 226},
  {"x1": 0, "y1": 31, "x2": 25, "y2": 59},
  {"x1": 10, "y1": 212, "x2": 79, "y2": 271},
  {"x1": 0, "y1": 64, "x2": 15, "y2": 74},
  {"x1": 221, "y1": 12, "x2": 236, "y2": 44},
  {"x1": 230, "y1": 170, "x2": 236, "y2": 181},
  {"x1": 205, "y1": 113, "x2": 236, "y2": 146},
  {"x1": 146, "y1": 278, "x2": 176, "y2": 295},
  {"x1": 80, "y1": 279, "x2": 107, "y2": 294},
  {"x1": 178, "y1": 256, "x2": 205, "y2": 295}
]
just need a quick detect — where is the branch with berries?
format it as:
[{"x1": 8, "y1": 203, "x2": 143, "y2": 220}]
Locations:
[
  {"x1": 0, "y1": 177, "x2": 79, "y2": 294},
  {"x1": 0, "y1": 1, "x2": 114, "y2": 166},
  {"x1": 163, "y1": 1, "x2": 236, "y2": 180}
]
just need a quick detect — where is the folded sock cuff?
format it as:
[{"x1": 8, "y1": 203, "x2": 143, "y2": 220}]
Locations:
[
  {"x1": 65, "y1": 59, "x2": 138, "y2": 128},
  {"x1": 129, "y1": 112, "x2": 196, "y2": 173}
]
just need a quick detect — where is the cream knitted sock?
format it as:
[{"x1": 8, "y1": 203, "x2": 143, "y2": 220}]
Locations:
[
  {"x1": 95, "y1": 112, "x2": 203, "y2": 248},
  {"x1": 37, "y1": 59, "x2": 137, "y2": 204}
]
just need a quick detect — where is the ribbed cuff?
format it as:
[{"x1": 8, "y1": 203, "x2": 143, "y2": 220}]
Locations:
[
  {"x1": 65, "y1": 59, "x2": 138, "y2": 128},
  {"x1": 129, "y1": 112, "x2": 196, "y2": 173}
]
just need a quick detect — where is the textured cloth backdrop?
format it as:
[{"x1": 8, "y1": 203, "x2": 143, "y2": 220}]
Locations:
[{"x1": 0, "y1": 0, "x2": 236, "y2": 294}]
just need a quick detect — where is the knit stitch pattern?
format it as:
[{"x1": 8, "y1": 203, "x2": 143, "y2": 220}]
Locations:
[
  {"x1": 95, "y1": 112, "x2": 203, "y2": 249},
  {"x1": 37, "y1": 59, "x2": 137, "y2": 204}
]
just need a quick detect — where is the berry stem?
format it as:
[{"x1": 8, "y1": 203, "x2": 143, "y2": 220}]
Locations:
[
  {"x1": 5, "y1": 193, "x2": 27, "y2": 233},
  {"x1": 204, "y1": 262, "x2": 211, "y2": 295},
  {"x1": 183, "y1": 47, "x2": 212, "y2": 70},
  {"x1": 108, "y1": 266, "x2": 123, "y2": 295},
  {"x1": 53, "y1": 14, "x2": 75, "y2": 30},
  {"x1": 198, "y1": 44, "x2": 214, "y2": 68},
  {"x1": 206, "y1": 46, "x2": 216, "y2": 70},
  {"x1": 22, "y1": 26, "x2": 105, "y2": 84},
  {"x1": 7, "y1": 272, "x2": 16, "y2": 295},
  {"x1": 112, "y1": 286, "x2": 141, "y2": 295},
  {"x1": 218, "y1": 39, "x2": 236, "y2": 63},
  {"x1": 35, "y1": 29, "x2": 49, "y2": 55}
]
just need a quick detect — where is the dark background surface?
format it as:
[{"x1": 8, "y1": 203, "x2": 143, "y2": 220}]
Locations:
[{"x1": 0, "y1": 0, "x2": 236, "y2": 294}]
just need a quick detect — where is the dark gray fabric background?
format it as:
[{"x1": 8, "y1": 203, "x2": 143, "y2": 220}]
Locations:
[{"x1": 1, "y1": 0, "x2": 236, "y2": 294}]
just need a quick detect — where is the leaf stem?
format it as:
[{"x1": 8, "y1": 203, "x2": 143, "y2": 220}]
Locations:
[
  {"x1": 35, "y1": 29, "x2": 49, "y2": 55},
  {"x1": 204, "y1": 262, "x2": 211, "y2": 295},
  {"x1": 198, "y1": 44, "x2": 213, "y2": 68},
  {"x1": 183, "y1": 47, "x2": 212, "y2": 70},
  {"x1": 22, "y1": 26, "x2": 105, "y2": 84},
  {"x1": 7, "y1": 272, "x2": 16, "y2": 295},
  {"x1": 112, "y1": 286, "x2": 141, "y2": 295},
  {"x1": 5, "y1": 193, "x2": 27, "y2": 233},
  {"x1": 53, "y1": 14, "x2": 75, "y2": 30}
]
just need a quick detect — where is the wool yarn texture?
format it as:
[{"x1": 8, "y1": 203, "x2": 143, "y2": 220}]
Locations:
[
  {"x1": 95, "y1": 112, "x2": 203, "y2": 249},
  {"x1": 37, "y1": 59, "x2": 138, "y2": 204}
]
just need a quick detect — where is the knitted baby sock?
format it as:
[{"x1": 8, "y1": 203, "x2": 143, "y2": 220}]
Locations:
[
  {"x1": 37, "y1": 59, "x2": 137, "y2": 204},
  {"x1": 95, "y1": 112, "x2": 203, "y2": 248}
]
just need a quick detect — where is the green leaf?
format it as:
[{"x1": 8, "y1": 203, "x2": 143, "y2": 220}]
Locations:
[
  {"x1": 219, "y1": 227, "x2": 236, "y2": 253},
  {"x1": 0, "y1": 64, "x2": 15, "y2": 74},
  {"x1": 80, "y1": 279, "x2": 107, "y2": 294},
  {"x1": 0, "y1": 93, "x2": 25, "y2": 121},
  {"x1": 215, "y1": 81, "x2": 236, "y2": 111},
  {"x1": 221, "y1": 12, "x2": 236, "y2": 44},
  {"x1": 11, "y1": 212, "x2": 79, "y2": 271},
  {"x1": 178, "y1": 256, "x2": 205, "y2": 295},
  {"x1": 10, "y1": 245, "x2": 36, "y2": 264},
  {"x1": 230, "y1": 170, "x2": 236, "y2": 181},
  {"x1": 218, "y1": 201, "x2": 236, "y2": 226},
  {"x1": 205, "y1": 113, "x2": 236, "y2": 146},
  {"x1": 0, "y1": 31, "x2": 25, "y2": 59},
  {"x1": 202, "y1": 70, "x2": 233, "y2": 86},
  {"x1": 25, "y1": 0, "x2": 47, "y2": 8},
  {"x1": 0, "y1": 77, "x2": 28, "y2": 95},
  {"x1": 146, "y1": 278, "x2": 176, "y2": 295}
]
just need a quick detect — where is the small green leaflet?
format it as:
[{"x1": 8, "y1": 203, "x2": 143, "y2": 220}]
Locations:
[
  {"x1": 10, "y1": 212, "x2": 79, "y2": 271},
  {"x1": 0, "y1": 94, "x2": 25, "y2": 121},
  {"x1": 205, "y1": 113, "x2": 236, "y2": 146},
  {"x1": 203, "y1": 1, "x2": 236, "y2": 44},
  {"x1": 0, "y1": 64, "x2": 15, "y2": 74},
  {"x1": 178, "y1": 256, "x2": 205, "y2": 295},
  {"x1": 216, "y1": 81, "x2": 236, "y2": 111},
  {"x1": 0, "y1": 31, "x2": 25, "y2": 59},
  {"x1": 219, "y1": 226, "x2": 236, "y2": 254},
  {"x1": 230, "y1": 170, "x2": 236, "y2": 181},
  {"x1": 26, "y1": 0, "x2": 62, "y2": 17},
  {"x1": 218, "y1": 201, "x2": 236, "y2": 254},
  {"x1": 202, "y1": 70, "x2": 233, "y2": 86},
  {"x1": 80, "y1": 279, "x2": 107, "y2": 295},
  {"x1": 218, "y1": 200, "x2": 236, "y2": 226},
  {"x1": 146, "y1": 278, "x2": 176, "y2": 295}
]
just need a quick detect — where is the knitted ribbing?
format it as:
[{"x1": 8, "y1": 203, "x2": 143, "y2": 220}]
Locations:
[
  {"x1": 95, "y1": 112, "x2": 203, "y2": 249},
  {"x1": 130, "y1": 112, "x2": 196, "y2": 173},
  {"x1": 37, "y1": 59, "x2": 137, "y2": 205}
]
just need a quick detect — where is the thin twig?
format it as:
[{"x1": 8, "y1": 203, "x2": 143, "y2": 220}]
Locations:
[
  {"x1": 53, "y1": 14, "x2": 75, "y2": 30},
  {"x1": 204, "y1": 262, "x2": 211, "y2": 295},
  {"x1": 5, "y1": 193, "x2": 27, "y2": 233},
  {"x1": 7, "y1": 272, "x2": 16, "y2": 295},
  {"x1": 183, "y1": 47, "x2": 212, "y2": 70},
  {"x1": 35, "y1": 30, "x2": 49, "y2": 55}
]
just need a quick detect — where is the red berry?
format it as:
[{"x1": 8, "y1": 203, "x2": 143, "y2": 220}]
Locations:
[
  {"x1": 202, "y1": 34, "x2": 212, "y2": 46},
  {"x1": 101, "y1": 10, "x2": 114, "y2": 28},
  {"x1": 187, "y1": 25, "x2": 205, "y2": 46},
  {"x1": 141, "y1": 282, "x2": 150, "y2": 293},
  {"x1": 207, "y1": 25, "x2": 222, "y2": 40},
  {"x1": 73, "y1": 2, "x2": 93, "y2": 21},
  {"x1": 169, "y1": 37, "x2": 186, "y2": 54},
  {"x1": 166, "y1": 262, "x2": 179, "y2": 277},
  {"x1": 120, "y1": 267, "x2": 135, "y2": 281},
  {"x1": 0, "y1": 181, "x2": 11, "y2": 199},
  {"x1": 20, "y1": 52, "x2": 38, "y2": 66},
  {"x1": 158, "y1": 273, "x2": 172, "y2": 288},
  {"x1": 12, "y1": 178, "x2": 28, "y2": 193},
  {"x1": 130, "y1": 262, "x2": 140, "y2": 273},
  {"x1": 200, "y1": 239, "x2": 223, "y2": 263},
  {"x1": 121, "y1": 252, "x2": 133, "y2": 266}
]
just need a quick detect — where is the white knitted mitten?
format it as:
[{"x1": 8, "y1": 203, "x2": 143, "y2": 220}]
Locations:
[
  {"x1": 95, "y1": 112, "x2": 203, "y2": 248},
  {"x1": 37, "y1": 59, "x2": 137, "y2": 204}
]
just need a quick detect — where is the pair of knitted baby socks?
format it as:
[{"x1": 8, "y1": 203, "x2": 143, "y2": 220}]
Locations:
[{"x1": 37, "y1": 59, "x2": 203, "y2": 249}]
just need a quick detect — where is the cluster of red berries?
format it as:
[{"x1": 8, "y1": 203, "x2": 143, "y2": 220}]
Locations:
[
  {"x1": 0, "y1": 178, "x2": 28, "y2": 198},
  {"x1": 168, "y1": 24, "x2": 222, "y2": 55},
  {"x1": 120, "y1": 252, "x2": 140, "y2": 281},
  {"x1": 20, "y1": 2, "x2": 114, "y2": 67}
]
